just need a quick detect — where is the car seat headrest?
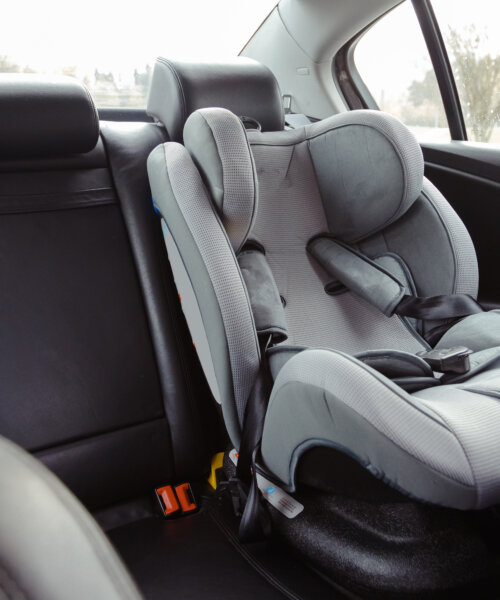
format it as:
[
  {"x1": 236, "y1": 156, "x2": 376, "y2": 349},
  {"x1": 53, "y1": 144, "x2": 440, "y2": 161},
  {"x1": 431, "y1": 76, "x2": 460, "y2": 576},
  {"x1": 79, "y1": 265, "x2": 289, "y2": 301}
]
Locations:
[
  {"x1": 147, "y1": 57, "x2": 284, "y2": 142},
  {"x1": 183, "y1": 107, "x2": 257, "y2": 253},
  {"x1": 306, "y1": 110, "x2": 425, "y2": 243},
  {"x1": 0, "y1": 74, "x2": 99, "y2": 159}
]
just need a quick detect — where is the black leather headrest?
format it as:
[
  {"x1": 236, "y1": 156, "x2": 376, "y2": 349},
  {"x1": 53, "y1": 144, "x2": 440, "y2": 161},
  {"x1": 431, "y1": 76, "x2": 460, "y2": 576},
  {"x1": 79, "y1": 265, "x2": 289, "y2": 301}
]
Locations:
[
  {"x1": 146, "y1": 57, "x2": 284, "y2": 141},
  {"x1": 0, "y1": 74, "x2": 99, "y2": 159}
]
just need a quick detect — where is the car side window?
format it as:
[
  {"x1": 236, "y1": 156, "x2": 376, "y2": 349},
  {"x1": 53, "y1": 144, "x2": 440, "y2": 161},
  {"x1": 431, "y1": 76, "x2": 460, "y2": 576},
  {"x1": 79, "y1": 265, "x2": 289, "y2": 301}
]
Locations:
[
  {"x1": 354, "y1": 1, "x2": 450, "y2": 143},
  {"x1": 432, "y1": 0, "x2": 500, "y2": 143}
]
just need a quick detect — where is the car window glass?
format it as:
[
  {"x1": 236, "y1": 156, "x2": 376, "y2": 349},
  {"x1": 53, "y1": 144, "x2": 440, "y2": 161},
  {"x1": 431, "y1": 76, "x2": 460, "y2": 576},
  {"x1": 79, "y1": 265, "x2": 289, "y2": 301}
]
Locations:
[
  {"x1": 354, "y1": 1, "x2": 450, "y2": 143},
  {"x1": 432, "y1": 0, "x2": 500, "y2": 143},
  {"x1": 0, "y1": 0, "x2": 276, "y2": 107}
]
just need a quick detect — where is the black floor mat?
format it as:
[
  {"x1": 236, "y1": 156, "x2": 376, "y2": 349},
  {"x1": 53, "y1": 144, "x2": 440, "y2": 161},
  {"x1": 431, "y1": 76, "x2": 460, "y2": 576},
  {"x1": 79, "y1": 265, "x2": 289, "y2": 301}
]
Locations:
[{"x1": 106, "y1": 494, "x2": 344, "y2": 600}]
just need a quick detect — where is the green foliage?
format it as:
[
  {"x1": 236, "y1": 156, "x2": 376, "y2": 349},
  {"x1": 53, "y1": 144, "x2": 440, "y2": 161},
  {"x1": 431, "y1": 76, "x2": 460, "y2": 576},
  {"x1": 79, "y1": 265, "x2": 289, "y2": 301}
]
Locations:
[
  {"x1": 447, "y1": 25, "x2": 500, "y2": 142},
  {"x1": 406, "y1": 25, "x2": 500, "y2": 142}
]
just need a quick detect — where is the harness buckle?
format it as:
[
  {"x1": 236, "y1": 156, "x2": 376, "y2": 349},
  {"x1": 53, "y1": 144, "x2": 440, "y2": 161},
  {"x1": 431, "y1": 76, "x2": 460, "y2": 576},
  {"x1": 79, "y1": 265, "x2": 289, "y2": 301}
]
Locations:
[{"x1": 417, "y1": 346, "x2": 472, "y2": 374}]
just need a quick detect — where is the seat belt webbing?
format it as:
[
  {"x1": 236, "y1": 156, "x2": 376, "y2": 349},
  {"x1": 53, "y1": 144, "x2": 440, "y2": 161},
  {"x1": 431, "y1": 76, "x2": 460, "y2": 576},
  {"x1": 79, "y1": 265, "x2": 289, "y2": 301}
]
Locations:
[
  {"x1": 234, "y1": 336, "x2": 273, "y2": 542},
  {"x1": 308, "y1": 236, "x2": 483, "y2": 323}
]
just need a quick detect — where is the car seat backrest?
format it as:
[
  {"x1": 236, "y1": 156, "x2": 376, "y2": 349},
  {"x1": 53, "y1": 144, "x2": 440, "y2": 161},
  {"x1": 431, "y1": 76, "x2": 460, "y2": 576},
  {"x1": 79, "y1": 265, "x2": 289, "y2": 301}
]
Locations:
[
  {"x1": 147, "y1": 57, "x2": 285, "y2": 141},
  {"x1": 149, "y1": 106, "x2": 479, "y2": 448},
  {"x1": 0, "y1": 74, "x2": 213, "y2": 509},
  {"x1": 247, "y1": 110, "x2": 478, "y2": 345}
]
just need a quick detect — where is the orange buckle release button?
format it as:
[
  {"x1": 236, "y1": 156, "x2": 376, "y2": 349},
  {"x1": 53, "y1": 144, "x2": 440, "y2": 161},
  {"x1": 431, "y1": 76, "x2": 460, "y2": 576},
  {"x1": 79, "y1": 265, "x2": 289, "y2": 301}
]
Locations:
[
  {"x1": 156, "y1": 485, "x2": 180, "y2": 517},
  {"x1": 174, "y1": 483, "x2": 198, "y2": 514}
]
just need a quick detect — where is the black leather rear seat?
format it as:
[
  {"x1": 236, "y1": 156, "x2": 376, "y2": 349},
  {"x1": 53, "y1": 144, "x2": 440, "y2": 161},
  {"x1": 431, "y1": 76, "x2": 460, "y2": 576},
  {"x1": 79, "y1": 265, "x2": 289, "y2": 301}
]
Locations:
[{"x1": 0, "y1": 74, "x2": 217, "y2": 510}]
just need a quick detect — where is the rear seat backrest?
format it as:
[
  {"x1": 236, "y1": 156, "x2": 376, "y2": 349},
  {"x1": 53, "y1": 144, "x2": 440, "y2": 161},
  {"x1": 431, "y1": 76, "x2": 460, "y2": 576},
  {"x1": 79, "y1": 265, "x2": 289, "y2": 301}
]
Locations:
[{"x1": 0, "y1": 75, "x2": 214, "y2": 509}]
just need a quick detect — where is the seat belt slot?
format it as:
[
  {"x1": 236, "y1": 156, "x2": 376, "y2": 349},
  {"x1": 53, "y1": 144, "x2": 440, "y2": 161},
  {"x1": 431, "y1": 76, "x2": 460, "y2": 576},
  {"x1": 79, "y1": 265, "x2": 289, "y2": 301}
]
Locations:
[{"x1": 174, "y1": 483, "x2": 198, "y2": 514}]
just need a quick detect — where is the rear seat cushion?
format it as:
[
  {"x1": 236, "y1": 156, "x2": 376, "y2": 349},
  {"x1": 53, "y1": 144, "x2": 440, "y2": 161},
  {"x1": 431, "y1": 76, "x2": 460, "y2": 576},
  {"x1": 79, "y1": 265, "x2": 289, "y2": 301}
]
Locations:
[{"x1": 0, "y1": 75, "x2": 214, "y2": 509}]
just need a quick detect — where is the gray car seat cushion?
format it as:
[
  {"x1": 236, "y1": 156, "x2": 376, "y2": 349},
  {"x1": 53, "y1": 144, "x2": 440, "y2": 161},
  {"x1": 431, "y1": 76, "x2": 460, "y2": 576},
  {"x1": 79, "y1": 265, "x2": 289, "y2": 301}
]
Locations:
[
  {"x1": 0, "y1": 435, "x2": 141, "y2": 600},
  {"x1": 436, "y1": 310, "x2": 500, "y2": 352},
  {"x1": 308, "y1": 111, "x2": 424, "y2": 243},
  {"x1": 261, "y1": 348, "x2": 500, "y2": 509},
  {"x1": 420, "y1": 178, "x2": 479, "y2": 297},
  {"x1": 248, "y1": 109, "x2": 423, "y2": 243},
  {"x1": 184, "y1": 108, "x2": 258, "y2": 253},
  {"x1": 148, "y1": 142, "x2": 260, "y2": 445},
  {"x1": 248, "y1": 127, "x2": 427, "y2": 353}
]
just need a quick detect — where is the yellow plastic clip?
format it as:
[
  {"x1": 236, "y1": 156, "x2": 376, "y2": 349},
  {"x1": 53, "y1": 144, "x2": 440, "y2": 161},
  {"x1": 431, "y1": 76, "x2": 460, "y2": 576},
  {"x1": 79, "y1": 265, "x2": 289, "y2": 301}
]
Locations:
[{"x1": 208, "y1": 452, "x2": 225, "y2": 490}]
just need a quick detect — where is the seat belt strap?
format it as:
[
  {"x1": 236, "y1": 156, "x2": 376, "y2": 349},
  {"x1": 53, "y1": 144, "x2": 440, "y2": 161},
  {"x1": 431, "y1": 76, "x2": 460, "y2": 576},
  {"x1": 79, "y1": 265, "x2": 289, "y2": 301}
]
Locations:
[
  {"x1": 396, "y1": 293, "x2": 482, "y2": 320},
  {"x1": 308, "y1": 235, "x2": 483, "y2": 322},
  {"x1": 234, "y1": 335, "x2": 273, "y2": 542}
]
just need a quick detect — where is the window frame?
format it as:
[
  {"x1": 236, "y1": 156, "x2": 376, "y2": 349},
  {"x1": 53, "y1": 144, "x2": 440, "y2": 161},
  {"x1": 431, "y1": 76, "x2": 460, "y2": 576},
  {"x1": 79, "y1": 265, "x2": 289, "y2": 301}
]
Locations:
[{"x1": 334, "y1": 0, "x2": 467, "y2": 141}]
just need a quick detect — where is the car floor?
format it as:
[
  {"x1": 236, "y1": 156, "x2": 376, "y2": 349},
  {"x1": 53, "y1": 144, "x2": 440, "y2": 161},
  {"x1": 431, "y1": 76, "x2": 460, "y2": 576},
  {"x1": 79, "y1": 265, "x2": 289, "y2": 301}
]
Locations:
[{"x1": 100, "y1": 492, "x2": 345, "y2": 600}]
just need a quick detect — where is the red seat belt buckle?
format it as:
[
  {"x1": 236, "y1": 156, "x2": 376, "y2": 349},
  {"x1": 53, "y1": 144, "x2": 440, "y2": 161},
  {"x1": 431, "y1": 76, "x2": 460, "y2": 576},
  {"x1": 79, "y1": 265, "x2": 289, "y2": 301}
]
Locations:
[
  {"x1": 174, "y1": 483, "x2": 197, "y2": 514},
  {"x1": 155, "y1": 483, "x2": 198, "y2": 518},
  {"x1": 155, "y1": 485, "x2": 180, "y2": 517}
]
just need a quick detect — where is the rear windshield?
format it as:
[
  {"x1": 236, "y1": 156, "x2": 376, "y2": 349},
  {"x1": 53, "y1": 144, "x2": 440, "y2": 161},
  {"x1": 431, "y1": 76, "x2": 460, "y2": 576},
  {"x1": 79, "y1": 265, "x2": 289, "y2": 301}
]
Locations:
[{"x1": 1, "y1": 0, "x2": 275, "y2": 107}]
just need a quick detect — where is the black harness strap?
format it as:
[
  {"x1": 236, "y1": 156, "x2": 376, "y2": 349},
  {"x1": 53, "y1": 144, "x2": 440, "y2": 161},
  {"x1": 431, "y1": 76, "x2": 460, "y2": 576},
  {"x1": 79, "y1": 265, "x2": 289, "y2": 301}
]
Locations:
[
  {"x1": 307, "y1": 235, "x2": 484, "y2": 337},
  {"x1": 234, "y1": 335, "x2": 274, "y2": 542},
  {"x1": 395, "y1": 293, "x2": 483, "y2": 320}
]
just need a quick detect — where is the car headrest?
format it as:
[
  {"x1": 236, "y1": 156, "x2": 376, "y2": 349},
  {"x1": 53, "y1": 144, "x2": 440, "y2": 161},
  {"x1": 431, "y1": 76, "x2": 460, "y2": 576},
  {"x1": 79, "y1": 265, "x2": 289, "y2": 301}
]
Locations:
[
  {"x1": 147, "y1": 57, "x2": 284, "y2": 142},
  {"x1": 0, "y1": 74, "x2": 99, "y2": 159}
]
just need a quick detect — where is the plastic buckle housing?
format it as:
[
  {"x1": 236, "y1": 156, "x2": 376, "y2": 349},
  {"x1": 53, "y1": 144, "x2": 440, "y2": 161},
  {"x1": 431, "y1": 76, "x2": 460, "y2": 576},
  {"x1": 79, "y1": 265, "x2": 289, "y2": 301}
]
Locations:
[
  {"x1": 155, "y1": 483, "x2": 198, "y2": 518},
  {"x1": 417, "y1": 346, "x2": 472, "y2": 374}
]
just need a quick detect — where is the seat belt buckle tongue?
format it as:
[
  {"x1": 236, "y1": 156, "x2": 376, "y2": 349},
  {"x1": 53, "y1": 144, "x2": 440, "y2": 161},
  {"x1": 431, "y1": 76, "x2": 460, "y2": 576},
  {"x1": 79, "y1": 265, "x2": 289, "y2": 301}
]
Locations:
[
  {"x1": 155, "y1": 483, "x2": 198, "y2": 518},
  {"x1": 417, "y1": 346, "x2": 472, "y2": 374}
]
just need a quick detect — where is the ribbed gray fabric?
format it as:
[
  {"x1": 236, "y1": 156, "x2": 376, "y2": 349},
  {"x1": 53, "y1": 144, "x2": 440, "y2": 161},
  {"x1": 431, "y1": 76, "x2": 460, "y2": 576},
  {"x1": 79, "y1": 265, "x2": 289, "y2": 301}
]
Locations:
[
  {"x1": 162, "y1": 142, "x2": 260, "y2": 425},
  {"x1": 261, "y1": 348, "x2": 500, "y2": 509},
  {"x1": 415, "y1": 368, "x2": 500, "y2": 508},
  {"x1": 249, "y1": 139, "x2": 425, "y2": 354},
  {"x1": 421, "y1": 178, "x2": 478, "y2": 297},
  {"x1": 184, "y1": 108, "x2": 257, "y2": 252}
]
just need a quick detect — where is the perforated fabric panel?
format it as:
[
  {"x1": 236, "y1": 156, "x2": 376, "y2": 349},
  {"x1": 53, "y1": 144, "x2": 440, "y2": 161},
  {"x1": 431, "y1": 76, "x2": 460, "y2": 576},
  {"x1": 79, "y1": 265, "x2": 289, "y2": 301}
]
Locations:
[
  {"x1": 249, "y1": 139, "x2": 426, "y2": 354},
  {"x1": 262, "y1": 349, "x2": 500, "y2": 508},
  {"x1": 421, "y1": 178, "x2": 478, "y2": 297},
  {"x1": 415, "y1": 368, "x2": 500, "y2": 508},
  {"x1": 186, "y1": 108, "x2": 257, "y2": 252},
  {"x1": 263, "y1": 349, "x2": 474, "y2": 486},
  {"x1": 162, "y1": 143, "x2": 260, "y2": 425}
]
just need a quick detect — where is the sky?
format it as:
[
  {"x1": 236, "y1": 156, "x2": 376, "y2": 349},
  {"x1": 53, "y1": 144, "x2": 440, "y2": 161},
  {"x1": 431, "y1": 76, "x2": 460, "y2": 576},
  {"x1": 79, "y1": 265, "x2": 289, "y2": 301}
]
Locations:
[
  {"x1": 0, "y1": 0, "x2": 277, "y2": 82},
  {"x1": 2, "y1": 0, "x2": 500, "y2": 97}
]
